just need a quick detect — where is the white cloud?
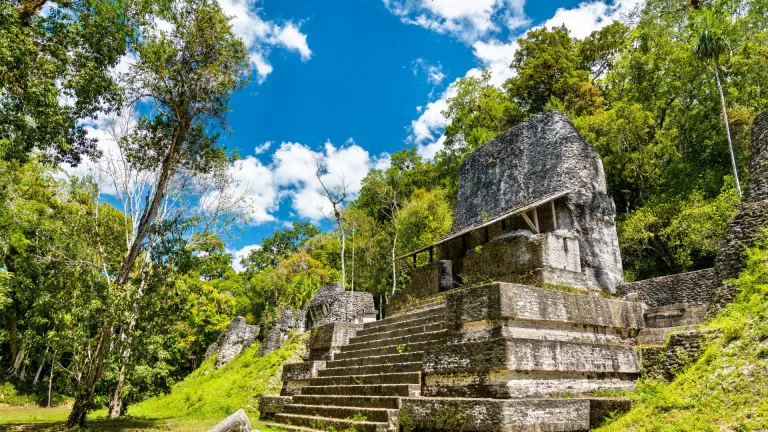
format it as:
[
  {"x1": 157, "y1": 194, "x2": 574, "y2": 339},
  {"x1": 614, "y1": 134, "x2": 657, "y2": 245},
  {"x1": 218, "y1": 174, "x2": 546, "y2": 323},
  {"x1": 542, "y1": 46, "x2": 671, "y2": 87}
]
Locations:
[
  {"x1": 412, "y1": 58, "x2": 446, "y2": 86},
  {"x1": 417, "y1": 135, "x2": 446, "y2": 159},
  {"x1": 216, "y1": 0, "x2": 311, "y2": 83},
  {"x1": 226, "y1": 156, "x2": 279, "y2": 224},
  {"x1": 383, "y1": 0, "x2": 530, "y2": 43},
  {"x1": 254, "y1": 141, "x2": 272, "y2": 154},
  {"x1": 541, "y1": 0, "x2": 640, "y2": 39},
  {"x1": 228, "y1": 244, "x2": 261, "y2": 272}
]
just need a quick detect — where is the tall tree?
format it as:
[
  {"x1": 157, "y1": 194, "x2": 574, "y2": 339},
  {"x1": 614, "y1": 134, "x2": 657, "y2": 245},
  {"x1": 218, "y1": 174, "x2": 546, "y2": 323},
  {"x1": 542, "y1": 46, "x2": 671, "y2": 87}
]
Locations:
[
  {"x1": 694, "y1": 10, "x2": 742, "y2": 198},
  {"x1": 66, "y1": 0, "x2": 249, "y2": 425}
]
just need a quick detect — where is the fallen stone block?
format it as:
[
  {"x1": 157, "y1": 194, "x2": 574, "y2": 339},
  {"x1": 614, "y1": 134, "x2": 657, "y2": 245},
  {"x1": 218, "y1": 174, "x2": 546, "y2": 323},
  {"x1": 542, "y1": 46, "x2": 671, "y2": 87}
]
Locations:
[{"x1": 207, "y1": 409, "x2": 251, "y2": 432}]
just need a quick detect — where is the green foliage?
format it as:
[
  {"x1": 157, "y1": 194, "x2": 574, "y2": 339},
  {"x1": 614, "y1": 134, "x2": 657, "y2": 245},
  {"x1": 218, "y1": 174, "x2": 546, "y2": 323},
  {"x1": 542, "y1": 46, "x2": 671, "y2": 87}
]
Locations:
[
  {"x1": 129, "y1": 333, "x2": 307, "y2": 423},
  {"x1": 0, "y1": 0, "x2": 133, "y2": 165},
  {"x1": 597, "y1": 232, "x2": 768, "y2": 430},
  {"x1": 395, "y1": 189, "x2": 453, "y2": 264},
  {"x1": 240, "y1": 222, "x2": 320, "y2": 274}
]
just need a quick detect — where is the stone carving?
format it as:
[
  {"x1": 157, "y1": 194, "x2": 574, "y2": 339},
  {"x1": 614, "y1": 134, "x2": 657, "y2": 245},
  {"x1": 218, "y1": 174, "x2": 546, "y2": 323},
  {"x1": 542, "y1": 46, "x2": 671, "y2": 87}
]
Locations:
[
  {"x1": 448, "y1": 111, "x2": 623, "y2": 291},
  {"x1": 711, "y1": 110, "x2": 768, "y2": 312},
  {"x1": 205, "y1": 317, "x2": 259, "y2": 369}
]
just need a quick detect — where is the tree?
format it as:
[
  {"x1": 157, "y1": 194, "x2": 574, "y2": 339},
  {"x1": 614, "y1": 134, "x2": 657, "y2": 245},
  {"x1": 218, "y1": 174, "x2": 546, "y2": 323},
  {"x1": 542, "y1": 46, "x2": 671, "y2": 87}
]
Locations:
[
  {"x1": 694, "y1": 10, "x2": 742, "y2": 198},
  {"x1": 240, "y1": 222, "x2": 320, "y2": 273},
  {"x1": 315, "y1": 157, "x2": 350, "y2": 289},
  {"x1": 66, "y1": 0, "x2": 249, "y2": 425},
  {"x1": 0, "y1": 0, "x2": 133, "y2": 165}
]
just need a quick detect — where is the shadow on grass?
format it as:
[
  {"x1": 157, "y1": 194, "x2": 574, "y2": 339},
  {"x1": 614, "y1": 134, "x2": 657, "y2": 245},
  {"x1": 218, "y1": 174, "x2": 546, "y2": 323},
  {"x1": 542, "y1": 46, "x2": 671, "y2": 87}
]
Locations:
[{"x1": 1, "y1": 417, "x2": 173, "y2": 431}]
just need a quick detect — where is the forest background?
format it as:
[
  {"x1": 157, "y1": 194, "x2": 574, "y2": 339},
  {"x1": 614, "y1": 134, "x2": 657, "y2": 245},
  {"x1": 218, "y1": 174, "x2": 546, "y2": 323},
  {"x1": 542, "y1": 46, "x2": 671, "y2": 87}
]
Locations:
[{"x1": 1, "y1": 0, "x2": 767, "y2": 426}]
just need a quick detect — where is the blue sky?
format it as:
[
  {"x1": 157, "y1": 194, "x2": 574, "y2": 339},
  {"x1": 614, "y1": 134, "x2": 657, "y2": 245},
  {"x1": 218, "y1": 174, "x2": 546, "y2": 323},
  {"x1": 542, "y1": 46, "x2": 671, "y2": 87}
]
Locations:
[{"x1": 74, "y1": 0, "x2": 640, "y2": 269}]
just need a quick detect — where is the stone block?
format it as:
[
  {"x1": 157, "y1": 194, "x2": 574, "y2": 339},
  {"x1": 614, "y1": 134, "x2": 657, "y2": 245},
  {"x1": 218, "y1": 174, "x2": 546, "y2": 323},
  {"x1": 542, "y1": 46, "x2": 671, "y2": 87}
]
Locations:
[
  {"x1": 616, "y1": 269, "x2": 717, "y2": 308},
  {"x1": 307, "y1": 322, "x2": 363, "y2": 360},
  {"x1": 399, "y1": 397, "x2": 590, "y2": 431},
  {"x1": 444, "y1": 283, "x2": 644, "y2": 333},
  {"x1": 258, "y1": 395, "x2": 292, "y2": 420},
  {"x1": 207, "y1": 409, "x2": 251, "y2": 432},
  {"x1": 306, "y1": 282, "x2": 376, "y2": 329},
  {"x1": 391, "y1": 260, "x2": 452, "y2": 314}
]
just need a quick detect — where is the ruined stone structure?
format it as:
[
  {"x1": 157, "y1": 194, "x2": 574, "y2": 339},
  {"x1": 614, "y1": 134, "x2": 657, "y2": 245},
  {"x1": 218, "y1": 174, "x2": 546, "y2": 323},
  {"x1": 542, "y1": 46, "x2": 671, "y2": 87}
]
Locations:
[
  {"x1": 205, "y1": 317, "x2": 259, "y2": 369},
  {"x1": 257, "y1": 110, "x2": 768, "y2": 431},
  {"x1": 710, "y1": 110, "x2": 768, "y2": 311}
]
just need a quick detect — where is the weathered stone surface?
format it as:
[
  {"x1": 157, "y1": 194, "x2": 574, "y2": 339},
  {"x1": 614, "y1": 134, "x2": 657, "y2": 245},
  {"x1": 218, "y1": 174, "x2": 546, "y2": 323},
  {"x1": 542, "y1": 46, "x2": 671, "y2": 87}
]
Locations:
[
  {"x1": 617, "y1": 268, "x2": 718, "y2": 307},
  {"x1": 390, "y1": 261, "x2": 452, "y2": 314},
  {"x1": 400, "y1": 397, "x2": 590, "y2": 431},
  {"x1": 450, "y1": 110, "x2": 623, "y2": 291},
  {"x1": 305, "y1": 282, "x2": 376, "y2": 329},
  {"x1": 711, "y1": 110, "x2": 768, "y2": 312},
  {"x1": 307, "y1": 322, "x2": 363, "y2": 360},
  {"x1": 258, "y1": 396, "x2": 292, "y2": 419},
  {"x1": 207, "y1": 317, "x2": 259, "y2": 369},
  {"x1": 257, "y1": 307, "x2": 304, "y2": 357},
  {"x1": 642, "y1": 329, "x2": 718, "y2": 380},
  {"x1": 207, "y1": 408, "x2": 251, "y2": 432},
  {"x1": 444, "y1": 283, "x2": 644, "y2": 333}
]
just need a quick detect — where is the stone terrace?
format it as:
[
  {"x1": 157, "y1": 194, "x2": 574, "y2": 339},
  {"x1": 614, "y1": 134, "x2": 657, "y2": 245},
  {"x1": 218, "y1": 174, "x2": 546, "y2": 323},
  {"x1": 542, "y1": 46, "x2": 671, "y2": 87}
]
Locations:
[{"x1": 260, "y1": 282, "x2": 643, "y2": 431}]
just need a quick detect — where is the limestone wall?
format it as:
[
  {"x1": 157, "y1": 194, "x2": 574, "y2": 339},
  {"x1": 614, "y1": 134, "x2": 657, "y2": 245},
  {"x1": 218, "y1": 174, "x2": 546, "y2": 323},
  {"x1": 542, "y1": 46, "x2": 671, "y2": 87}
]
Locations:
[
  {"x1": 642, "y1": 329, "x2": 717, "y2": 380},
  {"x1": 711, "y1": 110, "x2": 768, "y2": 311},
  {"x1": 617, "y1": 268, "x2": 718, "y2": 307}
]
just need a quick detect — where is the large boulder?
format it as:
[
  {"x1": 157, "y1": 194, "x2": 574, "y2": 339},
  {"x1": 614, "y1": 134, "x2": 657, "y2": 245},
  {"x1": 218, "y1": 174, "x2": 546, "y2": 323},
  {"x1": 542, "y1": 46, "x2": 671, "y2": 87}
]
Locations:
[
  {"x1": 305, "y1": 282, "x2": 376, "y2": 329},
  {"x1": 207, "y1": 409, "x2": 251, "y2": 432},
  {"x1": 257, "y1": 307, "x2": 305, "y2": 357}
]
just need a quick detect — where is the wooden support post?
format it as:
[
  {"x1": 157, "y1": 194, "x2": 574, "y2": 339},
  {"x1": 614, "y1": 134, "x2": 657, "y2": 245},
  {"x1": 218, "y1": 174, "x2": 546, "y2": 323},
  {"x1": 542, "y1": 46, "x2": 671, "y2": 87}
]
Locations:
[
  {"x1": 484, "y1": 226, "x2": 489, "y2": 243},
  {"x1": 412, "y1": 253, "x2": 417, "y2": 266},
  {"x1": 533, "y1": 207, "x2": 539, "y2": 233},
  {"x1": 429, "y1": 247, "x2": 434, "y2": 263},
  {"x1": 551, "y1": 200, "x2": 558, "y2": 230},
  {"x1": 501, "y1": 218, "x2": 506, "y2": 231},
  {"x1": 521, "y1": 211, "x2": 539, "y2": 234}
]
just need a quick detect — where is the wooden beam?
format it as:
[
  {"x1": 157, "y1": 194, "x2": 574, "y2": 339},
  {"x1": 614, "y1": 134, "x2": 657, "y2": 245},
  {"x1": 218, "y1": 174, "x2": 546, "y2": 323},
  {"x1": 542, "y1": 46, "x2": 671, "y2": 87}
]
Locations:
[
  {"x1": 501, "y1": 218, "x2": 506, "y2": 231},
  {"x1": 484, "y1": 226, "x2": 489, "y2": 243},
  {"x1": 520, "y1": 212, "x2": 539, "y2": 234},
  {"x1": 429, "y1": 247, "x2": 434, "y2": 263},
  {"x1": 551, "y1": 200, "x2": 558, "y2": 230},
  {"x1": 412, "y1": 254, "x2": 417, "y2": 266},
  {"x1": 533, "y1": 207, "x2": 539, "y2": 233}
]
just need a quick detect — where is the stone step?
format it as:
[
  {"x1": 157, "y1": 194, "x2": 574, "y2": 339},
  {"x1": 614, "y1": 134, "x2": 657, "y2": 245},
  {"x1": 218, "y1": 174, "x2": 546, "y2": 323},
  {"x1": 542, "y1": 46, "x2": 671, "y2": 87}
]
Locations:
[
  {"x1": 362, "y1": 306, "x2": 445, "y2": 331},
  {"x1": 264, "y1": 423, "x2": 325, "y2": 432},
  {"x1": 309, "y1": 371, "x2": 421, "y2": 387},
  {"x1": 299, "y1": 384, "x2": 420, "y2": 397},
  {"x1": 637, "y1": 325, "x2": 698, "y2": 346},
  {"x1": 355, "y1": 314, "x2": 444, "y2": 338},
  {"x1": 316, "y1": 361, "x2": 422, "y2": 378},
  {"x1": 292, "y1": 395, "x2": 402, "y2": 409},
  {"x1": 271, "y1": 413, "x2": 394, "y2": 432},
  {"x1": 333, "y1": 339, "x2": 445, "y2": 361},
  {"x1": 282, "y1": 403, "x2": 397, "y2": 423},
  {"x1": 341, "y1": 330, "x2": 446, "y2": 353},
  {"x1": 389, "y1": 297, "x2": 446, "y2": 317},
  {"x1": 349, "y1": 321, "x2": 444, "y2": 344},
  {"x1": 325, "y1": 351, "x2": 425, "y2": 370}
]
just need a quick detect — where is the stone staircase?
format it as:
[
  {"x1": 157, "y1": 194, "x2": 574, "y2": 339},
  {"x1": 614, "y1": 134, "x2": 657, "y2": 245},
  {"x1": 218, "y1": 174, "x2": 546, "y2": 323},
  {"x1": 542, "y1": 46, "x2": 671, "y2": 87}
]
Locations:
[
  {"x1": 265, "y1": 302, "x2": 447, "y2": 431},
  {"x1": 261, "y1": 283, "x2": 644, "y2": 431}
]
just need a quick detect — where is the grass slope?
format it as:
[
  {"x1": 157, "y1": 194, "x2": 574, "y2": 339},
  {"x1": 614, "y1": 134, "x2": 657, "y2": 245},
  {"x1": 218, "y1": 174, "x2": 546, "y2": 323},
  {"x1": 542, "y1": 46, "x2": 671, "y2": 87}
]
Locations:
[
  {"x1": 128, "y1": 332, "x2": 307, "y2": 428},
  {"x1": 598, "y1": 237, "x2": 768, "y2": 431}
]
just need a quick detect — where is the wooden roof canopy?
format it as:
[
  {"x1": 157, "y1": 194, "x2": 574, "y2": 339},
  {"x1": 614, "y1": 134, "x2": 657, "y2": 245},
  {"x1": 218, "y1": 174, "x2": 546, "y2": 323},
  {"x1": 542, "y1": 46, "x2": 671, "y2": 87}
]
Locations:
[{"x1": 396, "y1": 187, "x2": 576, "y2": 264}]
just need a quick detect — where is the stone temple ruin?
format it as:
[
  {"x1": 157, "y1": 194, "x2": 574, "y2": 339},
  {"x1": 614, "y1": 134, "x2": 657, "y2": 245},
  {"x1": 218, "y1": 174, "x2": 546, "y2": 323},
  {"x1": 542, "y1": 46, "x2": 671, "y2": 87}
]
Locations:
[{"x1": 253, "y1": 110, "x2": 768, "y2": 431}]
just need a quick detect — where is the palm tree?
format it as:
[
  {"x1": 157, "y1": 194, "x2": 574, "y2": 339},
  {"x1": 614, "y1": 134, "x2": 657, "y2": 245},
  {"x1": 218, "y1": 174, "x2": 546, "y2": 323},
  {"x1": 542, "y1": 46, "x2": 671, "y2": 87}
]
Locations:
[{"x1": 695, "y1": 15, "x2": 742, "y2": 198}]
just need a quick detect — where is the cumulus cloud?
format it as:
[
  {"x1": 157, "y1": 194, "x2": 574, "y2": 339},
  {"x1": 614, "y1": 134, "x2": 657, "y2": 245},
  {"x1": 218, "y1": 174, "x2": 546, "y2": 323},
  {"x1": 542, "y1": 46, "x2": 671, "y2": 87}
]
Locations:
[
  {"x1": 541, "y1": 0, "x2": 640, "y2": 39},
  {"x1": 254, "y1": 141, "x2": 272, "y2": 154},
  {"x1": 216, "y1": 0, "x2": 312, "y2": 83},
  {"x1": 383, "y1": 0, "x2": 530, "y2": 43}
]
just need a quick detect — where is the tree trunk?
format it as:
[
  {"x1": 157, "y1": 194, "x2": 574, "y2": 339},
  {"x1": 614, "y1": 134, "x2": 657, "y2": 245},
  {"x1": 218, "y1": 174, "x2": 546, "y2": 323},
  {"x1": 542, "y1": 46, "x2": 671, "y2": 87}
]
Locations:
[
  {"x1": 66, "y1": 327, "x2": 113, "y2": 427},
  {"x1": 391, "y1": 233, "x2": 397, "y2": 296},
  {"x1": 32, "y1": 345, "x2": 49, "y2": 386},
  {"x1": 339, "y1": 219, "x2": 346, "y2": 290},
  {"x1": 47, "y1": 351, "x2": 56, "y2": 407},
  {"x1": 714, "y1": 59, "x2": 742, "y2": 198},
  {"x1": 108, "y1": 268, "x2": 150, "y2": 418}
]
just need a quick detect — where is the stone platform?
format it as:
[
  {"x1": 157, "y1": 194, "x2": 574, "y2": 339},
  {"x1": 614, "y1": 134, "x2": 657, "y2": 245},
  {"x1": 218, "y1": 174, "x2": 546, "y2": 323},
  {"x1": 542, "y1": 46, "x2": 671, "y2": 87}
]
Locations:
[{"x1": 260, "y1": 283, "x2": 643, "y2": 431}]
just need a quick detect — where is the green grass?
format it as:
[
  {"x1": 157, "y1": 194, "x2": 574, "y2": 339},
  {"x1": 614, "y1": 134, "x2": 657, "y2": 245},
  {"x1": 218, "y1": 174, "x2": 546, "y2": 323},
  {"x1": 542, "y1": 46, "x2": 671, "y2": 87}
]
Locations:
[
  {"x1": 596, "y1": 236, "x2": 768, "y2": 431},
  {"x1": 0, "y1": 332, "x2": 307, "y2": 431}
]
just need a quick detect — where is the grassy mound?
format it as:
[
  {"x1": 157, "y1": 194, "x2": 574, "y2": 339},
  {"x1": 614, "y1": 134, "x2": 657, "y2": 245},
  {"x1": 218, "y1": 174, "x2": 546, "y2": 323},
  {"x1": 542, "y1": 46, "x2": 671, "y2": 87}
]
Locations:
[
  {"x1": 128, "y1": 332, "x2": 306, "y2": 428},
  {"x1": 597, "y1": 236, "x2": 768, "y2": 431}
]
